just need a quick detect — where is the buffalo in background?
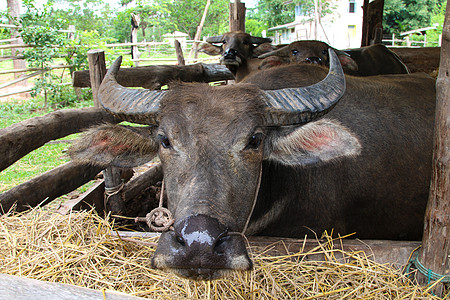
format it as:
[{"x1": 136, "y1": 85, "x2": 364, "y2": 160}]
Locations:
[
  {"x1": 197, "y1": 31, "x2": 274, "y2": 82},
  {"x1": 259, "y1": 40, "x2": 409, "y2": 76}
]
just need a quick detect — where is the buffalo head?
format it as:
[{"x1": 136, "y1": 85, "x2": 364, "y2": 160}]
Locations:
[
  {"x1": 259, "y1": 40, "x2": 358, "y2": 71},
  {"x1": 198, "y1": 31, "x2": 272, "y2": 69},
  {"x1": 69, "y1": 50, "x2": 360, "y2": 280}
]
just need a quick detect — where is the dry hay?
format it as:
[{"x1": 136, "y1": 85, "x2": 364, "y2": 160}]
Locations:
[{"x1": 0, "y1": 208, "x2": 446, "y2": 299}]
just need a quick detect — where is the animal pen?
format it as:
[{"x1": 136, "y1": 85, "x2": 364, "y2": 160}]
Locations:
[{"x1": 0, "y1": 0, "x2": 449, "y2": 298}]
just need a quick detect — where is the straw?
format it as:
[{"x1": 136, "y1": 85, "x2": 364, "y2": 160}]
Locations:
[{"x1": 0, "y1": 208, "x2": 447, "y2": 299}]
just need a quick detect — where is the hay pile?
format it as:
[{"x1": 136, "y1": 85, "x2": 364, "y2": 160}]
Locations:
[{"x1": 0, "y1": 208, "x2": 444, "y2": 299}]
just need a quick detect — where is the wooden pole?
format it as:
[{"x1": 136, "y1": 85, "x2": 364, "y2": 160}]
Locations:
[
  {"x1": 189, "y1": 0, "x2": 211, "y2": 59},
  {"x1": 174, "y1": 40, "x2": 186, "y2": 66},
  {"x1": 417, "y1": 4, "x2": 450, "y2": 297},
  {"x1": 229, "y1": 0, "x2": 246, "y2": 32},
  {"x1": 87, "y1": 50, "x2": 106, "y2": 108},
  {"x1": 0, "y1": 162, "x2": 103, "y2": 213},
  {"x1": 361, "y1": 0, "x2": 370, "y2": 47},
  {"x1": 87, "y1": 50, "x2": 133, "y2": 215}
]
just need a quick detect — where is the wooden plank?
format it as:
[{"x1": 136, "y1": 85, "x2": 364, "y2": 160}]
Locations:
[
  {"x1": 0, "y1": 107, "x2": 118, "y2": 172},
  {"x1": 0, "y1": 273, "x2": 144, "y2": 300},
  {"x1": 72, "y1": 63, "x2": 234, "y2": 88},
  {"x1": 0, "y1": 162, "x2": 103, "y2": 213},
  {"x1": 248, "y1": 236, "x2": 420, "y2": 267},
  {"x1": 110, "y1": 232, "x2": 420, "y2": 267},
  {"x1": 417, "y1": 5, "x2": 450, "y2": 296},
  {"x1": 56, "y1": 180, "x2": 105, "y2": 215}
]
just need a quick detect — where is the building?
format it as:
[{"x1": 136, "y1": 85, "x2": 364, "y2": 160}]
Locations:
[{"x1": 268, "y1": 0, "x2": 364, "y2": 49}]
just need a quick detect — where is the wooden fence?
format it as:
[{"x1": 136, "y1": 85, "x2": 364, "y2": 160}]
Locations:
[{"x1": 0, "y1": 23, "x2": 218, "y2": 98}]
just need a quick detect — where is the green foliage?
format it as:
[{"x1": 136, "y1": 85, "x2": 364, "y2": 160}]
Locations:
[
  {"x1": 248, "y1": 0, "x2": 295, "y2": 29},
  {"x1": 245, "y1": 19, "x2": 266, "y2": 37},
  {"x1": 383, "y1": 0, "x2": 446, "y2": 36}
]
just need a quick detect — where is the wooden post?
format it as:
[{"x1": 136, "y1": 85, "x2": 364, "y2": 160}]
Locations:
[
  {"x1": 417, "y1": 5, "x2": 450, "y2": 297},
  {"x1": 131, "y1": 13, "x2": 141, "y2": 66},
  {"x1": 87, "y1": 50, "x2": 133, "y2": 215},
  {"x1": 87, "y1": 50, "x2": 106, "y2": 108},
  {"x1": 360, "y1": 0, "x2": 370, "y2": 47},
  {"x1": 174, "y1": 40, "x2": 185, "y2": 66},
  {"x1": 229, "y1": 0, "x2": 246, "y2": 32},
  {"x1": 189, "y1": 0, "x2": 211, "y2": 59}
]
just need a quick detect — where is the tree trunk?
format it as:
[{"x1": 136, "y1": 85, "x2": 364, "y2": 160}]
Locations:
[
  {"x1": 0, "y1": 162, "x2": 103, "y2": 213},
  {"x1": 6, "y1": 0, "x2": 26, "y2": 79},
  {"x1": 417, "y1": 5, "x2": 450, "y2": 297},
  {"x1": 72, "y1": 63, "x2": 234, "y2": 89},
  {"x1": 189, "y1": 0, "x2": 211, "y2": 59},
  {"x1": 0, "y1": 107, "x2": 118, "y2": 172},
  {"x1": 229, "y1": 0, "x2": 246, "y2": 32}
]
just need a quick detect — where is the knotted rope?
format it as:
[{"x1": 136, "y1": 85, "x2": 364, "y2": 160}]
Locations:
[
  {"x1": 135, "y1": 180, "x2": 175, "y2": 232},
  {"x1": 104, "y1": 180, "x2": 125, "y2": 209},
  {"x1": 405, "y1": 248, "x2": 450, "y2": 285}
]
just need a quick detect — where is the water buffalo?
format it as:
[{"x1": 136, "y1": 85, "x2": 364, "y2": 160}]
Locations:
[
  {"x1": 70, "y1": 50, "x2": 435, "y2": 280},
  {"x1": 198, "y1": 31, "x2": 273, "y2": 82},
  {"x1": 259, "y1": 40, "x2": 409, "y2": 76}
]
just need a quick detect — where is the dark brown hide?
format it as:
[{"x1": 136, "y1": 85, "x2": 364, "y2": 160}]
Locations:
[
  {"x1": 259, "y1": 41, "x2": 409, "y2": 76},
  {"x1": 242, "y1": 64, "x2": 434, "y2": 240}
]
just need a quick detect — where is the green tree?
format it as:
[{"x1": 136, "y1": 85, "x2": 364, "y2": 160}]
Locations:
[
  {"x1": 20, "y1": 0, "x2": 67, "y2": 107},
  {"x1": 248, "y1": 0, "x2": 295, "y2": 29},
  {"x1": 383, "y1": 0, "x2": 446, "y2": 35}
]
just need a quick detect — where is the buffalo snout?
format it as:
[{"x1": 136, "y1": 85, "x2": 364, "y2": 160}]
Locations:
[{"x1": 152, "y1": 214, "x2": 252, "y2": 280}]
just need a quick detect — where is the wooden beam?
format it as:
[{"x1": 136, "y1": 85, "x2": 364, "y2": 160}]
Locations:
[
  {"x1": 0, "y1": 274, "x2": 144, "y2": 300},
  {"x1": 0, "y1": 107, "x2": 118, "y2": 172},
  {"x1": 0, "y1": 162, "x2": 103, "y2": 213},
  {"x1": 72, "y1": 63, "x2": 234, "y2": 89},
  {"x1": 417, "y1": 5, "x2": 450, "y2": 296}
]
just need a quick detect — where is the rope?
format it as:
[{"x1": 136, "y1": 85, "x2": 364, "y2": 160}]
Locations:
[
  {"x1": 104, "y1": 180, "x2": 125, "y2": 209},
  {"x1": 135, "y1": 180, "x2": 175, "y2": 232},
  {"x1": 407, "y1": 249, "x2": 450, "y2": 285}
]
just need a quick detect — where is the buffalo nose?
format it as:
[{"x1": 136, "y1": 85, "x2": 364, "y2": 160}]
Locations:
[
  {"x1": 223, "y1": 48, "x2": 238, "y2": 59},
  {"x1": 174, "y1": 214, "x2": 228, "y2": 253},
  {"x1": 305, "y1": 56, "x2": 323, "y2": 64}
]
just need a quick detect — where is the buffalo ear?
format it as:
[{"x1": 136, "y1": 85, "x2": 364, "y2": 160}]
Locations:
[
  {"x1": 338, "y1": 54, "x2": 358, "y2": 71},
  {"x1": 253, "y1": 42, "x2": 276, "y2": 57},
  {"x1": 197, "y1": 42, "x2": 222, "y2": 56},
  {"x1": 266, "y1": 119, "x2": 361, "y2": 166},
  {"x1": 259, "y1": 56, "x2": 290, "y2": 70},
  {"x1": 69, "y1": 124, "x2": 159, "y2": 168}
]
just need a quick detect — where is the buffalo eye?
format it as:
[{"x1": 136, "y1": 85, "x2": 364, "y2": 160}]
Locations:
[
  {"x1": 291, "y1": 49, "x2": 299, "y2": 56},
  {"x1": 158, "y1": 134, "x2": 172, "y2": 149},
  {"x1": 322, "y1": 49, "x2": 328, "y2": 55},
  {"x1": 245, "y1": 133, "x2": 263, "y2": 150}
]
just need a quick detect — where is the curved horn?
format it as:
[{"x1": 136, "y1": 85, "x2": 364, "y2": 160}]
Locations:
[
  {"x1": 262, "y1": 49, "x2": 346, "y2": 126},
  {"x1": 250, "y1": 36, "x2": 272, "y2": 44},
  {"x1": 206, "y1": 35, "x2": 224, "y2": 43},
  {"x1": 258, "y1": 45, "x2": 289, "y2": 59},
  {"x1": 98, "y1": 56, "x2": 165, "y2": 125}
]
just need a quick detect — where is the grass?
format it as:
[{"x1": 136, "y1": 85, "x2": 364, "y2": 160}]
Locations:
[{"x1": 0, "y1": 97, "x2": 94, "y2": 193}]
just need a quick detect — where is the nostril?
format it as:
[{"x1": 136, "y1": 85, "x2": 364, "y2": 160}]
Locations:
[
  {"x1": 214, "y1": 235, "x2": 230, "y2": 254},
  {"x1": 176, "y1": 235, "x2": 185, "y2": 246}
]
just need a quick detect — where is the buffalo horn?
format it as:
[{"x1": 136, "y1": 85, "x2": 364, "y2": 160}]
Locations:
[
  {"x1": 250, "y1": 36, "x2": 272, "y2": 45},
  {"x1": 98, "y1": 56, "x2": 165, "y2": 125},
  {"x1": 258, "y1": 45, "x2": 289, "y2": 59},
  {"x1": 262, "y1": 49, "x2": 346, "y2": 126},
  {"x1": 206, "y1": 35, "x2": 224, "y2": 43}
]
